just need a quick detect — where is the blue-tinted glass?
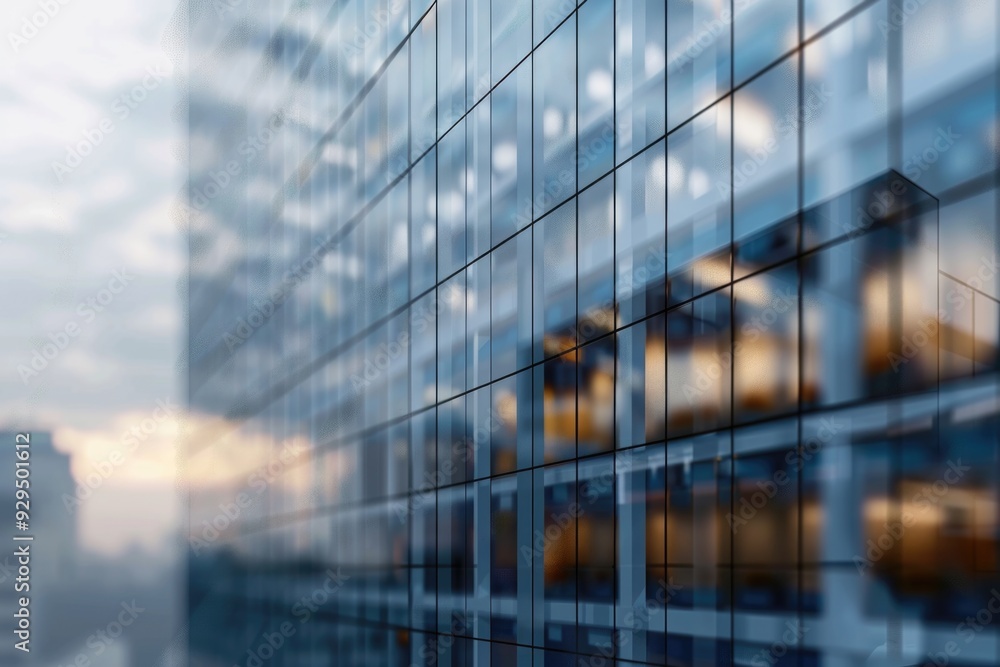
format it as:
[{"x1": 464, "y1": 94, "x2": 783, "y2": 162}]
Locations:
[
  {"x1": 411, "y1": 6, "x2": 437, "y2": 158},
  {"x1": 578, "y1": 174, "x2": 615, "y2": 342},
  {"x1": 577, "y1": 454, "x2": 614, "y2": 656},
  {"x1": 804, "y1": 0, "x2": 889, "y2": 207},
  {"x1": 533, "y1": 16, "x2": 577, "y2": 219},
  {"x1": 733, "y1": 58, "x2": 799, "y2": 265},
  {"x1": 666, "y1": 0, "x2": 732, "y2": 130},
  {"x1": 533, "y1": 199, "x2": 577, "y2": 361},
  {"x1": 491, "y1": 0, "x2": 531, "y2": 84},
  {"x1": 438, "y1": 118, "x2": 467, "y2": 281},
  {"x1": 438, "y1": 0, "x2": 467, "y2": 135},
  {"x1": 666, "y1": 288, "x2": 732, "y2": 436},
  {"x1": 805, "y1": 0, "x2": 867, "y2": 38},
  {"x1": 533, "y1": 351, "x2": 577, "y2": 465},
  {"x1": 386, "y1": 42, "x2": 410, "y2": 180},
  {"x1": 733, "y1": 0, "x2": 798, "y2": 85},
  {"x1": 410, "y1": 147, "x2": 437, "y2": 296},
  {"x1": 616, "y1": 140, "x2": 667, "y2": 327},
  {"x1": 577, "y1": 0, "x2": 615, "y2": 187},
  {"x1": 410, "y1": 292, "x2": 437, "y2": 411},
  {"x1": 615, "y1": 445, "x2": 666, "y2": 662},
  {"x1": 467, "y1": 102, "x2": 492, "y2": 260},
  {"x1": 615, "y1": 0, "x2": 666, "y2": 162},
  {"x1": 467, "y1": 255, "x2": 492, "y2": 389},
  {"x1": 733, "y1": 264, "x2": 798, "y2": 423},
  {"x1": 437, "y1": 272, "x2": 466, "y2": 400},
  {"x1": 802, "y1": 187, "x2": 939, "y2": 406},
  {"x1": 616, "y1": 314, "x2": 666, "y2": 447},
  {"x1": 468, "y1": 0, "x2": 491, "y2": 106},
  {"x1": 667, "y1": 99, "x2": 732, "y2": 304},
  {"x1": 492, "y1": 59, "x2": 534, "y2": 243},
  {"x1": 578, "y1": 335, "x2": 615, "y2": 456},
  {"x1": 532, "y1": 462, "x2": 577, "y2": 650},
  {"x1": 186, "y1": 1, "x2": 1000, "y2": 664},
  {"x1": 491, "y1": 369, "x2": 533, "y2": 474},
  {"x1": 490, "y1": 471, "x2": 533, "y2": 643},
  {"x1": 534, "y1": 0, "x2": 573, "y2": 46},
  {"x1": 491, "y1": 227, "x2": 533, "y2": 378},
  {"x1": 387, "y1": 177, "x2": 409, "y2": 310}
]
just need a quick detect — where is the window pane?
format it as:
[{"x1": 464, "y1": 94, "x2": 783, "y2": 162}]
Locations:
[
  {"x1": 616, "y1": 140, "x2": 667, "y2": 327},
  {"x1": 577, "y1": 0, "x2": 615, "y2": 187},
  {"x1": 578, "y1": 336, "x2": 615, "y2": 456},
  {"x1": 467, "y1": 102, "x2": 492, "y2": 261},
  {"x1": 666, "y1": 288, "x2": 732, "y2": 436},
  {"x1": 438, "y1": 119, "x2": 467, "y2": 281},
  {"x1": 467, "y1": 255, "x2": 491, "y2": 389},
  {"x1": 491, "y1": 0, "x2": 531, "y2": 84},
  {"x1": 615, "y1": 0, "x2": 666, "y2": 162},
  {"x1": 534, "y1": 350, "x2": 577, "y2": 465},
  {"x1": 804, "y1": 0, "x2": 888, "y2": 207},
  {"x1": 437, "y1": 272, "x2": 466, "y2": 400},
  {"x1": 733, "y1": 59, "x2": 800, "y2": 278},
  {"x1": 411, "y1": 7, "x2": 437, "y2": 158},
  {"x1": 533, "y1": 199, "x2": 577, "y2": 361},
  {"x1": 492, "y1": 59, "x2": 534, "y2": 243},
  {"x1": 667, "y1": 99, "x2": 732, "y2": 305},
  {"x1": 578, "y1": 174, "x2": 615, "y2": 343},
  {"x1": 492, "y1": 228, "x2": 533, "y2": 378},
  {"x1": 438, "y1": 0, "x2": 467, "y2": 135},
  {"x1": 491, "y1": 369, "x2": 533, "y2": 474},
  {"x1": 617, "y1": 314, "x2": 666, "y2": 447},
  {"x1": 533, "y1": 16, "x2": 577, "y2": 218},
  {"x1": 733, "y1": 0, "x2": 797, "y2": 85},
  {"x1": 532, "y1": 463, "x2": 578, "y2": 650},
  {"x1": 666, "y1": 0, "x2": 732, "y2": 130},
  {"x1": 733, "y1": 263, "x2": 799, "y2": 423}
]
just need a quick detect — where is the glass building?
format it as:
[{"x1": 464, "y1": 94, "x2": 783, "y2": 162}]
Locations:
[{"x1": 183, "y1": 1, "x2": 1000, "y2": 665}]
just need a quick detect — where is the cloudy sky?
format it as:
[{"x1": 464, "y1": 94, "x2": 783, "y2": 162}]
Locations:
[{"x1": 1, "y1": 0, "x2": 184, "y2": 556}]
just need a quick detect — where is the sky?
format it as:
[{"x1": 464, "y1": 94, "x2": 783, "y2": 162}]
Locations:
[{"x1": 0, "y1": 0, "x2": 184, "y2": 557}]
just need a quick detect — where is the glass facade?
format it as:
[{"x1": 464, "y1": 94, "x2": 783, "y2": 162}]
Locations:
[{"x1": 185, "y1": 1, "x2": 1000, "y2": 665}]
